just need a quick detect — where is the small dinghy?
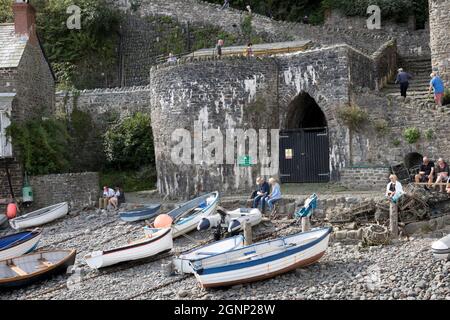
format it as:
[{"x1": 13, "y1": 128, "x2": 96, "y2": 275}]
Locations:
[
  {"x1": 119, "y1": 204, "x2": 161, "y2": 222},
  {"x1": 0, "y1": 249, "x2": 76, "y2": 289},
  {"x1": 0, "y1": 229, "x2": 42, "y2": 261},
  {"x1": 173, "y1": 235, "x2": 245, "y2": 274},
  {"x1": 149, "y1": 192, "x2": 219, "y2": 239},
  {"x1": 191, "y1": 227, "x2": 332, "y2": 288},
  {"x1": 84, "y1": 228, "x2": 173, "y2": 269},
  {"x1": 9, "y1": 202, "x2": 69, "y2": 230},
  {"x1": 432, "y1": 234, "x2": 450, "y2": 260},
  {"x1": 197, "y1": 207, "x2": 262, "y2": 233}
]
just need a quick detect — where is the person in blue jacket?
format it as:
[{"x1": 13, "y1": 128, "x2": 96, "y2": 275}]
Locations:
[{"x1": 251, "y1": 177, "x2": 269, "y2": 209}]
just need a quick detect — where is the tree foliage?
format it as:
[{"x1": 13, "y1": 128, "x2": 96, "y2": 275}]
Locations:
[
  {"x1": 6, "y1": 118, "x2": 71, "y2": 175},
  {"x1": 103, "y1": 113, "x2": 155, "y2": 171},
  {"x1": 0, "y1": 0, "x2": 13, "y2": 23}
]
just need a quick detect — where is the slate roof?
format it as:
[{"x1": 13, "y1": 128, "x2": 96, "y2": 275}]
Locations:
[{"x1": 0, "y1": 23, "x2": 27, "y2": 69}]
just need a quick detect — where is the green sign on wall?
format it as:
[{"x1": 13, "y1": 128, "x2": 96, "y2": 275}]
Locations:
[{"x1": 238, "y1": 155, "x2": 252, "y2": 167}]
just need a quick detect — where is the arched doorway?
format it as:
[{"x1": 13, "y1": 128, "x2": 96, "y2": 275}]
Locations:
[
  {"x1": 279, "y1": 92, "x2": 330, "y2": 183},
  {"x1": 404, "y1": 152, "x2": 423, "y2": 170}
]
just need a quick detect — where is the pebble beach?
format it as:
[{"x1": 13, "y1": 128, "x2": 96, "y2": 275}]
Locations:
[{"x1": 1, "y1": 206, "x2": 449, "y2": 300}]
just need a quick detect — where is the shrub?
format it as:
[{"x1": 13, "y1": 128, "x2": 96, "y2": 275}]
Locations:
[
  {"x1": 6, "y1": 117, "x2": 71, "y2": 175},
  {"x1": 373, "y1": 119, "x2": 390, "y2": 136},
  {"x1": 403, "y1": 127, "x2": 421, "y2": 144},
  {"x1": 103, "y1": 112, "x2": 155, "y2": 171},
  {"x1": 337, "y1": 104, "x2": 368, "y2": 132},
  {"x1": 443, "y1": 88, "x2": 450, "y2": 106},
  {"x1": 392, "y1": 139, "x2": 401, "y2": 147},
  {"x1": 424, "y1": 128, "x2": 434, "y2": 141}
]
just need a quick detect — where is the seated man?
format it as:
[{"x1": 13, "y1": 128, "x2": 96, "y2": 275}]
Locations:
[
  {"x1": 434, "y1": 158, "x2": 449, "y2": 192},
  {"x1": 415, "y1": 156, "x2": 435, "y2": 187},
  {"x1": 252, "y1": 177, "x2": 269, "y2": 209}
]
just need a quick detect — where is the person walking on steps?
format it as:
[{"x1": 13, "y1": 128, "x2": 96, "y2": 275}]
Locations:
[
  {"x1": 429, "y1": 72, "x2": 445, "y2": 107},
  {"x1": 395, "y1": 68, "x2": 413, "y2": 99}
]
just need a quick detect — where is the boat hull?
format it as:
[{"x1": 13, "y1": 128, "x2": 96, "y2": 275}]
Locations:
[
  {"x1": 173, "y1": 235, "x2": 245, "y2": 274},
  {"x1": 171, "y1": 192, "x2": 219, "y2": 238},
  {"x1": 119, "y1": 205, "x2": 161, "y2": 222},
  {"x1": 0, "y1": 230, "x2": 42, "y2": 261},
  {"x1": 85, "y1": 228, "x2": 173, "y2": 269},
  {"x1": 432, "y1": 234, "x2": 450, "y2": 260},
  {"x1": 193, "y1": 228, "x2": 331, "y2": 288},
  {"x1": 0, "y1": 249, "x2": 76, "y2": 289},
  {"x1": 198, "y1": 208, "x2": 262, "y2": 233},
  {"x1": 9, "y1": 202, "x2": 69, "y2": 230}
]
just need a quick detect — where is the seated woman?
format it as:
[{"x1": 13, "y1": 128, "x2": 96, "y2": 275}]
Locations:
[
  {"x1": 434, "y1": 158, "x2": 449, "y2": 192},
  {"x1": 447, "y1": 177, "x2": 450, "y2": 195},
  {"x1": 263, "y1": 177, "x2": 282, "y2": 213},
  {"x1": 386, "y1": 174, "x2": 403, "y2": 203},
  {"x1": 108, "y1": 186, "x2": 123, "y2": 210}
]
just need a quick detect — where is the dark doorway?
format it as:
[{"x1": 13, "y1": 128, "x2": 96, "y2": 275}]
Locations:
[
  {"x1": 279, "y1": 93, "x2": 330, "y2": 183},
  {"x1": 404, "y1": 152, "x2": 423, "y2": 170}
]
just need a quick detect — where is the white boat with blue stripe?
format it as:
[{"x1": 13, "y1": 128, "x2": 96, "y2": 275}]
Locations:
[
  {"x1": 191, "y1": 227, "x2": 332, "y2": 288},
  {"x1": 173, "y1": 235, "x2": 245, "y2": 274}
]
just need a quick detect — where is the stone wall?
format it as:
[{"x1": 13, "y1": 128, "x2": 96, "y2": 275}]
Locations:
[
  {"x1": 339, "y1": 167, "x2": 390, "y2": 191},
  {"x1": 29, "y1": 172, "x2": 99, "y2": 209},
  {"x1": 429, "y1": 0, "x2": 450, "y2": 85},
  {"x1": 55, "y1": 86, "x2": 151, "y2": 127}
]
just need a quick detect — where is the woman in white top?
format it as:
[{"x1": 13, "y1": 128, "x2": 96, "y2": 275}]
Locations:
[
  {"x1": 386, "y1": 174, "x2": 403, "y2": 202},
  {"x1": 109, "y1": 187, "x2": 121, "y2": 210}
]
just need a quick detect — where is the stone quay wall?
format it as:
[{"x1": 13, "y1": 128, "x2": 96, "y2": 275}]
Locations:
[
  {"x1": 29, "y1": 172, "x2": 99, "y2": 209},
  {"x1": 429, "y1": 0, "x2": 450, "y2": 85},
  {"x1": 339, "y1": 167, "x2": 391, "y2": 191},
  {"x1": 55, "y1": 86, "x2": 151, "y2": 127}
]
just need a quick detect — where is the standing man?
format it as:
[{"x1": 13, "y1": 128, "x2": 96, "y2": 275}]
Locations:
[
  {"x1": 429, "y1": 72, "x2": 445, "y2": 107},
  {"x1": 415, "y1": 156, "x2": 435, "y2": 187},
  {"x1": 395, "y1": 68, "x2": 413, "y2": 99}
]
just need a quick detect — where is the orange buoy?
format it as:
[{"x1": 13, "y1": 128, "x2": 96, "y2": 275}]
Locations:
[
  {"x1": 154, "y1": 214, "x2": 173, "y2": 228},
  {"x1": 6, "y1": 203, "x2": 17, "y2": 219}
]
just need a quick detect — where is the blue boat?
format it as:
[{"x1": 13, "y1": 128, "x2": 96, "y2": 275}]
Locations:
[
  {"x1": 0, "y1": 229, "x2": 42, "y2": 261},
  {"x1": 119, "y1": 204, "x2": 161, "y2": 222}
]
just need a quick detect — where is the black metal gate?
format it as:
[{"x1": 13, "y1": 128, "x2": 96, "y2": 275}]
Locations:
[{"x1": 279, "y1": 127, "x2": 330, "y2": 183}]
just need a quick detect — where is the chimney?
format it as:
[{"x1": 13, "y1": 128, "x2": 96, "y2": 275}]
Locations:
[{"x1": 12, "y1": 0, "x2": 38, "y2": 45}]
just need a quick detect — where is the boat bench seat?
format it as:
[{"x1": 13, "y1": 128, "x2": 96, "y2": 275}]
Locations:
[
  {"x1": 36, "y1": 258, "x2": 54, "y2": 269},
  {"x1": 9, "y1": 264, "x2": 28, "y2": 276}
]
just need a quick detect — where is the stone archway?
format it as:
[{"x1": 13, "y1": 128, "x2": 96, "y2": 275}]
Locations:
[
  {"x1": 279, "y1": 92, "x2": 330, "y2": 183},
  {"x1": 404, "y1": 152, "x2": 423, "y2": 170}
]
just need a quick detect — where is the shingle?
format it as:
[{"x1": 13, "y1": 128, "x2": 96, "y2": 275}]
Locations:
[{"x1": 0, "y1": 24, "x2": 27, "y2": 69}]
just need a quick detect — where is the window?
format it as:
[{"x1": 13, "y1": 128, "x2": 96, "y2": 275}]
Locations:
[{"x1": 0, "y1": 109, "x2": 12, "y2": 158}]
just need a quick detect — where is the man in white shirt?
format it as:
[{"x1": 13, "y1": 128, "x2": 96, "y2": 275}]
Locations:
[{"x1": 100, "y1": 186, "x2": 115, "y2": 209}]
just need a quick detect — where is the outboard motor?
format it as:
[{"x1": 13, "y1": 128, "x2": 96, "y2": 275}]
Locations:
[
  {"x1": 197, "y1": 218, "x2": 211, "y2": 231},
  {"x1": 228, "y1": 219, "x2": 241, "y2": 233}
]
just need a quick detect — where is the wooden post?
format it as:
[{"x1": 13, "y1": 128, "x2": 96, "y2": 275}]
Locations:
[
  {"x1": 389, "y1": 201, "x2": 399, "y2": 238},
  {"x1": 301, "y1": 216, "x2": 311, "y2": 232},
  {"x1": 243, "y1": 221, "x2": 253, "y2": 246},
  {"x1": 98, "y1": 198, "x2": 103, "y2": 209}
]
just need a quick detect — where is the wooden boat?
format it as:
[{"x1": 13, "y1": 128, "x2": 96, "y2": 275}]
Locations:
[
  {"x1": 432, "y1": 234, "x2": 450, "y2": 260},
  {"x1": 0, "y1": 249, "x2": 76, "y2": 289},
  {"x1": 84, "y1": 228, "x2": 173, "y2": 269},
  {"x1": 119, "y1": 204, "x2": 161, "y2": 222},
  {"x1": 148, "y1": 192, "x2": 219, "y2": 239},
  {"x1": 0, "y1": 229, "x2": 42, "y2": 261},
  {"x1": 197, "y1": 207, "x2": 262, "y2": 233},
  {"x1": 191, "y1": 227, "x2": 332, "y2": 288},
  {"x1": 9, "y1": 202, "x2": 69, "y2": 230},
  {"x1": 173, "y1": 235, "x2": 245, "y2": 274}
]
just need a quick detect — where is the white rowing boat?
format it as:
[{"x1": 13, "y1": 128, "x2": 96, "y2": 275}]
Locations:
[
  {"x1": 84, "y1": 228, "x2": 173, "y2": 269},
  {"x1": 191, "y1": 227, "x2": 332, "y2": 288},
  {"x1": 0, "y1": 229, "x2": 42, "y2": 261},
  {"x1": 197, "y1": 207, "x2": 262, "y2": 233},
  {"x1": 173, "y1": 235, "x2": 245, "y2": 274},
  {"x1": 432, "y1": 234, "x2": 450, "y2": 260},
  {"x1": 9, "y1": 202, "x2": 69, "y2": 230}
]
